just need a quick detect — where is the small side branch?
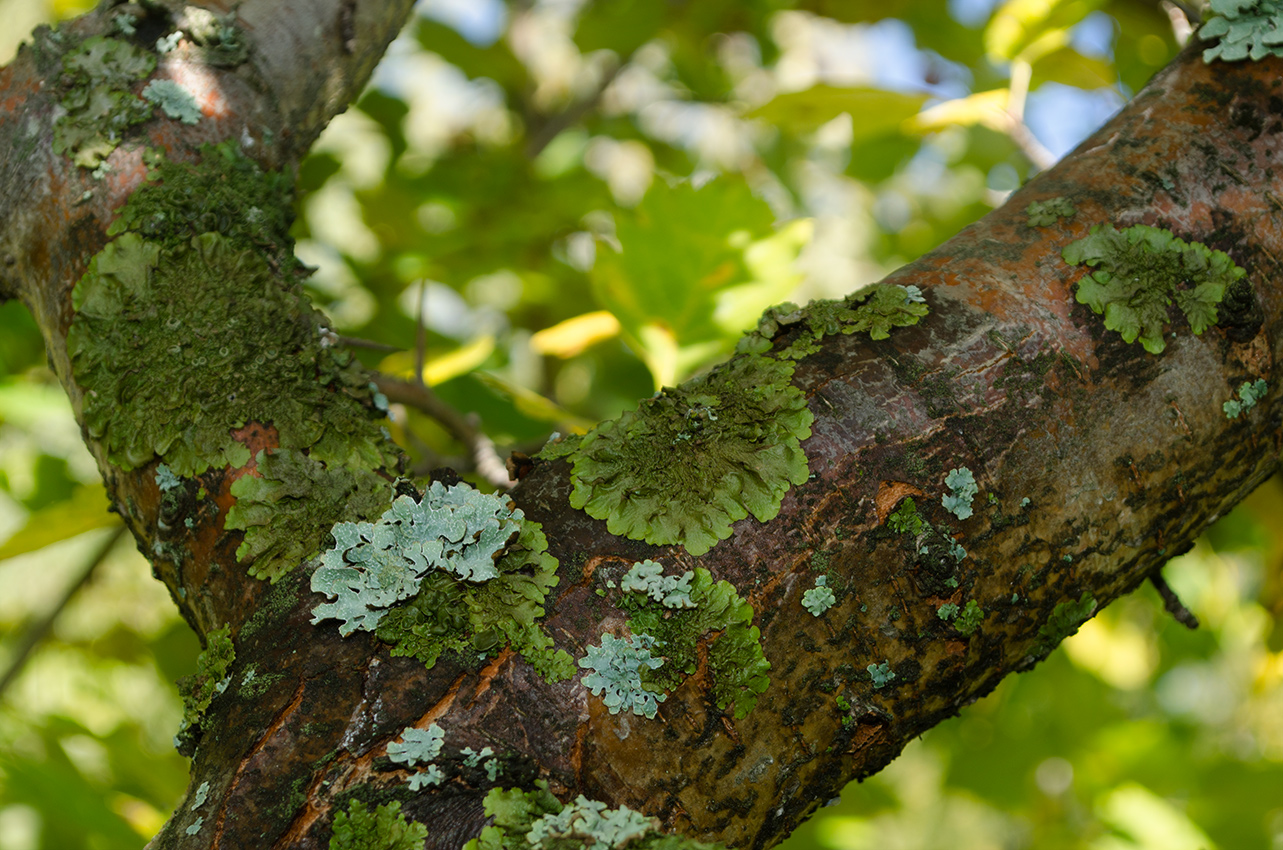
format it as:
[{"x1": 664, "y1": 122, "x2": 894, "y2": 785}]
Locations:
[
  {"x1": 0, "y1": 523, "x2": 127, "y2": 700},
  {"x1": 1150, "y1": 570, "x2": 1200, "y2": 630},
  {"x1": 373, "y1": 374, "x2": 515, "y2": 489}
]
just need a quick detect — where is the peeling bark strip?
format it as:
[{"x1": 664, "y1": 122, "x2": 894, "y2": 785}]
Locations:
[{"x1": 1, "y1": 0, "x2": 1281, "y2": 844}]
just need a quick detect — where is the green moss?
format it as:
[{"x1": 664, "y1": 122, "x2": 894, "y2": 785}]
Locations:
[
  {"x1": 107, "y1": 142, "x2": 295, "y2": 253},
  {"x1": 52, "y1": 35, "x2": 156, "y2": 168},
  {"x1": 372, "y1": 517, "x2": 575, "y2": 682},
  {"x1": 1038, "y1": 592, "x2": 1097, "y2": 652},
  {"x1": 1062, "y1": 224, "x2": 1244, "y2": 354},
  {"x1": 466, "y1": 782, "x2": 725, "y2": 850},
  {"x1": 888, "y1": 497, "x2": 924, "y2": 535},
  {"x1": 68, "y1": 231, "x2": 395, "y2": 477},
  {"x1": 1026, "y1": 197, "x2": 1076, "y2": 227},
  {"x1": 175, "y1": 624, "x2": 234, "y2": 754},
  {"x1": 225, "y1": 449, "x2": 392, "y2": 582},
  {"x1": 1199, "y1": 0, "x2": 1283, "y2": 62},
  {"x1": 954, "y1": 599, "x2": 984, "y2": 636},
  {"x1": 737, "y1": 284, "x2": 930, "y2": 359},
  {"x1": 568, "y1": 354, "x2": 812, "y2": 556},
  {"x1": 620, "y1": 568, "x2": 770, "y2": 719},
  {"x1": 328, "y1": 800, "x2": 426, "y2": 850}
]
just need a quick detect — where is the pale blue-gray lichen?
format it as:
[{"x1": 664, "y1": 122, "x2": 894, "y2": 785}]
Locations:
[
  {"x1": 620, "y1": 560, "x2": 695, "y2": 609},
  {"x1": 311, "y1": 483, "x2": 574, "y2": 682},
  {"x1": 941, "y1": 467, "x2": 977, "y2": 520},
  {"x1": 310, "y1": 483, "x2": 523, "y2": 635},
  {"x1": 802, "y1": 575, "x2": 836, "y2": 616},
  {"x1": 579, "y1": 633, "x2": 666, "y2": 719},
  {"x1": 1199, "y1": 0, "x2": 1283, "y2": 62},
  {"x1": 1223, "y1": 379, "x2": 1268, "y2": 418}
]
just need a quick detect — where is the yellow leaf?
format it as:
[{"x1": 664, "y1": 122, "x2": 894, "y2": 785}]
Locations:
[
  {"x1": 904, "y1": 89, "x2": 1012, "y2": 134},
  {"x1": 378, "y1": 335, "x2": 496, "y2": 386},
  {"x1": 985, "y1": 0, "x2": 1104, "y2": 62},
  {"x1": 473, "y1": 372, "x2": 595, "y2": 432},
  {"x1": 530, "y1": 311, "x2": 621, "y2": 358},
  {"x1": 0, "y1": 485, "x2": 116, "y2": 562}
]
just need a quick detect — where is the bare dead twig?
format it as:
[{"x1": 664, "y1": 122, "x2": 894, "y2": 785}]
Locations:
[
  {"x1": 0, "y1": 523, "x2": 128, "y2": 701},
  {"x1": 373, "y1": 374, "x2": 515, "y2": 489}
]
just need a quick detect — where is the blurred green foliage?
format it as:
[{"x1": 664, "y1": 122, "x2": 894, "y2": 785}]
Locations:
[{"x1": 1, "y1": 0, "x2": 1280, "y2": 847}]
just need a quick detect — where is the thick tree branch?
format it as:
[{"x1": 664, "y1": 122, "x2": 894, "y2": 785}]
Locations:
[{"x1": 2, "y1": 4, "x2": 1281, "y2": 847}]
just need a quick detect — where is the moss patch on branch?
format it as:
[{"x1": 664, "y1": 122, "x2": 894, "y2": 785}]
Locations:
[
  {"x1": 467, "y1": 783, "x2": 725, "y2": 850},
  {"x1": 1062, "y1": 224, "x2": 1243, "y2": 354},
  {"x1": 619, "y1": 567, "x2": 770, "y2": 719},
  {"x1": 68, "y1": 231, "x2": 395, "y2": 478},
  {"x1": 567, "y1": 354, "x2": 812, "y2": 556},
  {"x1": 53, "y1": 35, "x2": 155, "y2": 168},
  {"x1": 225, "y1": 449, "x2": 392, "y2": 582},
  {"x1": 736, "y1": 283, "x2": 929, "y2": 360}
]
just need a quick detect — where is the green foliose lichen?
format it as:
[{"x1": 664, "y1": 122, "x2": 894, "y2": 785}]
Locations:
[
  {"x1": 107, "y1": 141, "x2": 295, "y2": 253},
  {"x1": 1199, "y1": 0, "x2": 1283, "y2": 62},
  {"x1": 954, "y1": 599, "x2": 984, "y2": 636},
  {"x1": 619, "y1": 567, "x2": 770, "y2": 719},
  {"x1": 736, "y1": 284, "x2": 929, "y2": 359},
  {"x1": 1062, "y1": 224, "x2": 1244, "y2": 354},
  {"x1": 887, "y1": 497, "x2": 924, "y2": 536},
  {"x1": 175, "y1": 7, "x2": 250, "y2": 67},
  {"x1": 53, "y1": 35, "x2": 156, "y2": 168},
  {"x1": 465, "y1": 782, "x2": 725, "y2": 850},
  {"x1": 568, "y1": 354, "x2": 812, "y2": 556},
  {"x1": 225, "y1": 449, "x2": 392, "y2": 582},
  {"x1": 67, "y1": 231, "x2": 395, "y2": 477},
  {"x1": 1037, "y1": 592, "x2": 1097, "y2": 653},
  {"x1": 175, "y1": 624, "x2": 234, "y2": 754},
  {"x1": 373, "y1": 517, "x2": 575, "y2": 682},
  {"x1": 329, "y1": 800, "x2": 426, "y2": 850},
  {"x1": 1026, "y1": 197, "x2": 1076, "y2": 227}
]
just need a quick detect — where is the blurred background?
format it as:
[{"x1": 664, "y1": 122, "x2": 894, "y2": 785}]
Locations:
[{"x1": 1, "y1": 0, "x2": 1281, "y2": 846}]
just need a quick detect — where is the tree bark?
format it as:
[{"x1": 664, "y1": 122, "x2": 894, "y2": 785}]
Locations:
[{"x1": 2, "y1": 2, "x2": 1280, "y2": 847}]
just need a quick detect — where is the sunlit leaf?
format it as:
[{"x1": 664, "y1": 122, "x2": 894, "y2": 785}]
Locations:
[
  {"x1": 530, "y1": 311, "x2": 621, "y2": 358},
  {"x1": 905, "y1": 89, "x2": 1012, "y2": 134},
  {"x1": 0, "y1": 485, "x2": 116, "y2": 561},
  {"x1": 378, "y1": 335, "x2": 496, "y2": 386},
  {"x1": 985, "y1": 0, "x2": 1106, "y2": 62},
  {"x1": 746, "y1": 85, "x2": 928, "y2": 137},
  {"x1": 473, "y1": 372, "x2": 595, "y2": 432}
]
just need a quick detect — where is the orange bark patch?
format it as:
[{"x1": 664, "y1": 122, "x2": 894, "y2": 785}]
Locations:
[{"x1": 874, "y1": 480, "x2": 924, "y2": 524}]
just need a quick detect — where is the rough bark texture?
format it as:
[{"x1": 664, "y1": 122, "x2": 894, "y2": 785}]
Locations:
[{"x1": 2, "y1": 1, "x2": 1281, "y2": 847}]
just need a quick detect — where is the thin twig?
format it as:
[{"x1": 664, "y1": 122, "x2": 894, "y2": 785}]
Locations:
[
  {"x1": 524, "y1": 60, "x2": 623, "y2": 160},
  {"x1": 373, "y1": 374, "x2": 515, "y2": 489},
  {"x1": 415, "y1": 280, "x2": 428, "y2": 387},
  {"x1": 335, "y1": 335, "x2": 403, "y2": 353},
  {"x1": 1004, "y1": 59, "x2": 1057, "y2": 172},
  {"x1": 1151, "y1": 570, "x2": 1200, "y2": 630},
  {"x1": 0, "y1": 523, "x2": 128, "y2": 701}
]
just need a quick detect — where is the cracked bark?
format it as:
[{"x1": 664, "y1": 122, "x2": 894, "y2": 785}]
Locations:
[{"x1": 1, "y1": 2, "x2": 1280, "y2": 847}]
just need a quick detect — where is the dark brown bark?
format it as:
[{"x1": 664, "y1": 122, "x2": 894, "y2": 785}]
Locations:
[{"x1": 2, "y1": 2, "x2": 1280, "y2": 846}]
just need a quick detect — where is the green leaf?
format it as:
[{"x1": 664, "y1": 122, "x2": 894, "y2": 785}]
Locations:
[
  {"x1": 746, "y1": 85, "x2": 928, "y2": 137},
  {"x1": 985, "y1": 0, "x2": 1106, "y2": 62},
  {"x1": 0, "y1": 486, "x2": 116, "y2": 561}
]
